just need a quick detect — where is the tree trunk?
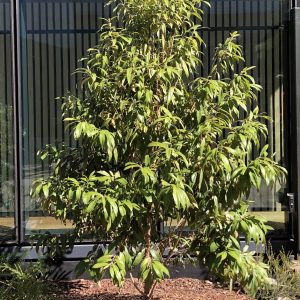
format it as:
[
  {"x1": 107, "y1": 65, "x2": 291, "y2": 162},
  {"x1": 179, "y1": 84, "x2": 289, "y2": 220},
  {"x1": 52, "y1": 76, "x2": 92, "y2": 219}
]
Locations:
[{"x1": 143, "y1": 210, "x2": 152, "y2": 298}]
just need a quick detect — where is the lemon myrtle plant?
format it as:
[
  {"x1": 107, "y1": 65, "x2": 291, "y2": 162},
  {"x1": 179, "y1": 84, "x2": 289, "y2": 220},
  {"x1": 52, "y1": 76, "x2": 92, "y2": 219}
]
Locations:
[{"x1": 31, "y1": 0, "x2": 286, "y2": 298}]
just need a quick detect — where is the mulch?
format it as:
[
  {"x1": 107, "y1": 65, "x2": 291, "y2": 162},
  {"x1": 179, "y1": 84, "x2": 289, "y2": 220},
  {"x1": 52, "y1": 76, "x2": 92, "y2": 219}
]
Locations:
[{"x1": 52, "y1": 278, "x2": 251, "y2": 300}]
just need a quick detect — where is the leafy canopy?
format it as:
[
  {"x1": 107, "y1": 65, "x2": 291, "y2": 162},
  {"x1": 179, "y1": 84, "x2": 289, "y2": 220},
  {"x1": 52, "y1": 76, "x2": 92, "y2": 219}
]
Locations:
[{"x1": 31, "y1": 0, "x2": 286, "y2": 298}]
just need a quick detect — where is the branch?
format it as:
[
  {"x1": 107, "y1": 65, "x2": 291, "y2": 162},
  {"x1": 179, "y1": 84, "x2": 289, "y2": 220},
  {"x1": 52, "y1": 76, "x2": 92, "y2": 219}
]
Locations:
[
  {"x1": 129, "y1": 272, "x2": 144, "y2": 296},
  {"x1": 164, "y1": 218, "x2": 187, "y2": 265},
  {"x1": 148, "y1": 219, "x2": 187, "y2": 300},
  {"x1": 158, "y1": 217, "x2": 186, "y2": 257}
]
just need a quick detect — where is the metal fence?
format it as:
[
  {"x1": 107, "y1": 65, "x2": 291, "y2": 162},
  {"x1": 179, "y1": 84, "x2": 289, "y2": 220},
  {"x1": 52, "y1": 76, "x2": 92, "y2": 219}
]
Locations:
[{"x1": 0, "y1": 0, "x2": 291, "y2": 242}]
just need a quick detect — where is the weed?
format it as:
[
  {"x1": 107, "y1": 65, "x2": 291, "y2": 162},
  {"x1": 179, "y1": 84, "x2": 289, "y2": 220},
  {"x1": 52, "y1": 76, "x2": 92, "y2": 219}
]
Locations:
[
  {"x1": 256, "y1": 248, "x2": 300, "y2": 300},
  {"x1": 0, "y1": 252, "x2": 50, "y2": 300}
]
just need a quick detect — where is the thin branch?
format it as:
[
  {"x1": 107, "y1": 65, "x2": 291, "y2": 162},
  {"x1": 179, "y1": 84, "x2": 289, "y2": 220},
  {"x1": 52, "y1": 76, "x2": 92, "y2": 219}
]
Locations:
[
  {"x1": 149, "y1": 219, "x2": 187, "y2": 300},
  {"x1": 147, "y1": 279, "x2": 158, "y2": 300},
  {"x1": 164, "y1": 218, "x2": 187, "y2": 265},
  {"x1": 158, "y1": 217, "x2": 186, "y2": 259},
  {"x1": 129, "y1": 272, "x2": 144, "y2": 296}
]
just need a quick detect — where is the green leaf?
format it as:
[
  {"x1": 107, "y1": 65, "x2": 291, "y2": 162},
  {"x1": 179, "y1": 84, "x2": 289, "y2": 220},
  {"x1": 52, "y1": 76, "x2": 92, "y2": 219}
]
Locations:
[
  {"x1": 219, "y1": 153, "x2": 231, "y2": 172},
  {"x1": 96, "y1": 254, "x2": 112, "y2": 264},
  {"x1": 141, "y1": 268, "x2": 150, "y2": 281},
  {"x1": 152, "y1": 260, "x2": 170, "y2": 278},
  {"x1": 115, "y1": 256, "x2": 125, "y2": 270},
  {"x1": 148, "y1": 142, "x2": 169, "y2": 149},
  {"x1": 180, "y1": 58, "x2": 189, "y2": 77},
  {"x1": 92, "y1": 262, "x2": 109, "y2": 269},
  {"x1": 152, "y1": 261, "x2": 163, "y2": 279},
  {"x1": 119, "y1": 206, "x2": 126, "y2": 216},
  {"x1": 86, "y1": 200, "x2": 97, "y2": 212},
  {"x1": 42, "y1": 184, "x2": 49, "y2": 198},
  {"x1": 109, "y1": 265, "x2": 115, "y2": 278},
  {"x1": 141, "y1": 257, "x2": 151, "y2": 273},
  {"x1": 209, "y1": 242, "x2": 218, "y2": 252},
  {"x1": 127, "y1": 68, "x2": 133, "y2": 84},
  {"x1": 172, "y1": 185, "x2": 190, "y2": 209},
  {"x1": 133, "y1": 251, "x2": 144, "y2": 267},
  {"x1": 228, "y1": 249, "x2": 240, "y2": 260}
]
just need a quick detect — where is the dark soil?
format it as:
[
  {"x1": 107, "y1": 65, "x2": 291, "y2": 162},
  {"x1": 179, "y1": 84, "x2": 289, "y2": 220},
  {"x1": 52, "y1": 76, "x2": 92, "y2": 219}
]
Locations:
[{"x1": 52, "y1": 278, "x2": 251, "y2": 300}]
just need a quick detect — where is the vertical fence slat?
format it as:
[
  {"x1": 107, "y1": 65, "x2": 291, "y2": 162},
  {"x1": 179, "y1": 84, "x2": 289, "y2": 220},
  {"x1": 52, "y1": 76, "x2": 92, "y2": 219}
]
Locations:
[{"x1": 0, "y1": 0, "x2": 15, "y2": 241}]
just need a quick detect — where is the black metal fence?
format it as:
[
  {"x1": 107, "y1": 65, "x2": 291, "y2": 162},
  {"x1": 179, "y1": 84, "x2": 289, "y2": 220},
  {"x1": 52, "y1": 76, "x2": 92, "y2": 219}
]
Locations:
[{"x1": 0, "y1": 0, "x2": 292, "y2": 243}]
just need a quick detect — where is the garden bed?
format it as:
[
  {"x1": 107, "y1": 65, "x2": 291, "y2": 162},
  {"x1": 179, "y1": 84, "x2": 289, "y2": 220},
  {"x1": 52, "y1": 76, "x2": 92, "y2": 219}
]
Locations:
[{"x1": 53, "y1": 278, "x2": 250, "y2": 300}]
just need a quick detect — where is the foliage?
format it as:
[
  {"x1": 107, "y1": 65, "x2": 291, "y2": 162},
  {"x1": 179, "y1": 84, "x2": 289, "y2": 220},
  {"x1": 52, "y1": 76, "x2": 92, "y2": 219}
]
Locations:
[
  {"x1": 0, "y1": 249, "x2": 22, "y2": 266},
  {"x1": 31, "y1": 0, "x2": 286, "y2": 298},
  {"x1": 191, "y1": 205, "x2": 272, "y2": 297},
  {"x1": 256, "y1": 248, "x2": 300, "y2": 300},
  {"x1": 0, "y1": 252, "x2": 50, "y2": 300}
]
